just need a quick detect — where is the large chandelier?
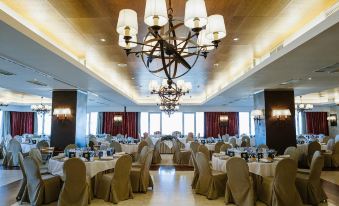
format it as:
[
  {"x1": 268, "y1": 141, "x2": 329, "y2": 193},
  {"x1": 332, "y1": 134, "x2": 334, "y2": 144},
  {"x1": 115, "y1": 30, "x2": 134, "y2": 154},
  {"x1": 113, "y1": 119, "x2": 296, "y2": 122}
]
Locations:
[
  {"x1": 31, "y1": 97, "x2": 51, "y2": 115},
  {"x1": 296, "y1": 96, "x2": 313, "y2": 113},
  {"x1": 116, "y1": 0, "x2": 226, "y2": 79},
  {"x1": 149, "y1": 79, "x2": 192, "y2": 103}
]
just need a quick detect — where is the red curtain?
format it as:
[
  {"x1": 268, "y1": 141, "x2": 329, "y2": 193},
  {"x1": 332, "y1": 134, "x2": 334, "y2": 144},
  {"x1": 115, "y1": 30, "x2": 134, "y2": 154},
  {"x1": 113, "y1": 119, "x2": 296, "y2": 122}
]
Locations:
[
  {"x1": 205, "y1": 112, "x2": 239, "y2": 137},
  {"x1": 10, "y1": 112, "x2": 34, "y2": 136},
  {"x1": 102, "y1": 112, "x2": 138, "y2": 138},
  {"x1": 305, "y1": 112, "x2": 329, "y2": 135}
]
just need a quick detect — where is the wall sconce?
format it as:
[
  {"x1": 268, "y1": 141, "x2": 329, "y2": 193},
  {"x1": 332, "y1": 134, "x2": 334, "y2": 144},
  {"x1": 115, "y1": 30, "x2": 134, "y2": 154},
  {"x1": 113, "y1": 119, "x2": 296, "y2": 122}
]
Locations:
[
  {"x1": 272, "y1": 109, "x2": 291, "y2": 120},
  {"x1": 113, "y1": 115, "x2": 123, "y2": 126},
  {"x1": 219, "y1": 115, "x2": 229, "y2": 127},
  {"x1": 327, "y1": 114, "x2": 337, "y2": 126},
  {"x1": 53, "y1": 108, "x2": 71, "y2": 120},
  {"x1": 251, "y1": 109, "x2": 264, "y2": 121}
]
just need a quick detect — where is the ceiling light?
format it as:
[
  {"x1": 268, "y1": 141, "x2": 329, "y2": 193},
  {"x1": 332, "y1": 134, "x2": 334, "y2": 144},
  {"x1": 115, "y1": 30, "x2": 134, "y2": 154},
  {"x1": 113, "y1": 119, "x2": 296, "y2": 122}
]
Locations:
[
  {"x1": 117, "y1": 63, "x2": 127, "y2": 67},
  {"x1": 131, "y1": 77, "x2": 135, "y2": 80},
  {"x1": 214, "y1": 63, "x2": 219, "y2": 67},
  {"x1": 233, "y1": 37, "x2": 239, "y2": 41},
  {"x1": 100, "y1": 38, "x2": 106, "y2": 42},
  {"x1": 31, "y1": 97, "x2": 51, "y2": 115},
  {"x1": 308, "y1": 77, "x2": 312, "y2": 80}
]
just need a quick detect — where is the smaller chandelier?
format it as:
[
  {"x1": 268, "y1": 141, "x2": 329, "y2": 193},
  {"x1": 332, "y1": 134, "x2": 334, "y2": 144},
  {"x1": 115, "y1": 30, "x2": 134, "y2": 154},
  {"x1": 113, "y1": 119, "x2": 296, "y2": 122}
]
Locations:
[
  {"x1": 31, "y1": 97, "x2": 51, "y2": 115},
  {"x1": 159, "y1": 99, "x2": 180, "y2": 116},
  {"x1": 149, "y1": 79, "x2": 192, "y2": 103},
  {"x1": 0, "y1": 102, "x2": 9, "y2": 107},
  {"x1": 296, "y1": 96, "x2": 313, "y2": 112}
]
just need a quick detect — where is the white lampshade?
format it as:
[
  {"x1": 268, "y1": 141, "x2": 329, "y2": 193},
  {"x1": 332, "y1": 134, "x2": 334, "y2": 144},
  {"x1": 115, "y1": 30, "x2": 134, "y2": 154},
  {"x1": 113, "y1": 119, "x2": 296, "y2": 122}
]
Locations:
[
  {"x1": 118, "y1": 35, "x2": 137, "y2": 48},
  {"x1": 206, "y1": 15, "x2": 226, "y2": 41},
  {"x1": 197, "y1": 30, "x2": 214, "y2": 51},
  {"x1": 184, "y1": 0, "x2": 208, "y2": 29},
  {"x1": 116, "y1": 9, "x2": 138, "y2": 36},
  {"x1": 144, "y1": 0, "x2": 168, "y2": 27}
]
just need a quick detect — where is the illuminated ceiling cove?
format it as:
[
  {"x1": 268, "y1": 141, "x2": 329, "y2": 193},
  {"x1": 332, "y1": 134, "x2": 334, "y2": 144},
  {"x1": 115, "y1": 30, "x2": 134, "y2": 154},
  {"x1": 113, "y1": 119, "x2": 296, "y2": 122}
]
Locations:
[{"x1": 0, "y1": 0, "x2": 337, "y2": 105}]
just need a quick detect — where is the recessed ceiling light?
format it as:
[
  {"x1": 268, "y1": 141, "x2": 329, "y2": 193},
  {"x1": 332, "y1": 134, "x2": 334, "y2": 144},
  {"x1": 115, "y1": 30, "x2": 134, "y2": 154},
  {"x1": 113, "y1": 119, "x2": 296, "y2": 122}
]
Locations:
[
  {"x1": 308, "y1": 77, "x2": 312, "y2": 80},
  {"x1": 233, "y1": 37, "x2": 239, "y2": 41},
  {"x1": 117, "y1": 63, "x2": 127, "y2": 67},
  {"x1": 131, "y1": 77, "x2": 135, "y2": 80},
  {"x1": 100, "y1": 38, "x2": 106, "y2": 42},
  {"x1": 214, "y1": 63, "x2": 219, "y2": 67}
]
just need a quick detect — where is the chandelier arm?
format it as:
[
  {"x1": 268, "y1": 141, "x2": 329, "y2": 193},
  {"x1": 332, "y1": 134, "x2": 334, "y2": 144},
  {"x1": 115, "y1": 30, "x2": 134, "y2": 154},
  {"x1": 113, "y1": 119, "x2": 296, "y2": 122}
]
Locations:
[
  {"x1": 162, "y1": 40, "x2": 191, "y2": 70},
  {"x1": 172, "y1": 62, "x2": 178, "y2": 79},
  {"x1": 164, "y1": 23, "x2": 184, "y2": 36},
  {"x1": 159, "y1": 40, "x2": 171, "y2": 79}
]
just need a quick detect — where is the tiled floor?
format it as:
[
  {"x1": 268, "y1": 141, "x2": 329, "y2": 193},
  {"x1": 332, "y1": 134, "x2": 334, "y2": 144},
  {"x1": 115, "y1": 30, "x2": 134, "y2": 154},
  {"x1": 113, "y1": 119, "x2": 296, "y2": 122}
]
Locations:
[{"x1": 1, "y1": 155, "x2": 338, "y2": 206}]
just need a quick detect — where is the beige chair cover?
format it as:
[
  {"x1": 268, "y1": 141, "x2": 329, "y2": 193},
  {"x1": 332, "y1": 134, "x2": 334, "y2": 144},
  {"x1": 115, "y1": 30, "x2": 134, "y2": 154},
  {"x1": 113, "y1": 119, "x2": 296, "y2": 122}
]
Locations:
[
  {"x1": 24, "y1": 156, "x2": 61, "y2": 205},
  {"x1": 186, "y1": 132, "x2": 194, "y2": 142},
  {"x1": 322, "y1": 136, "x2": 330, "y2": 144},
  {"x1": 229, "y1": 137, "x2": 237, "y2": 147},
  {"x1": 29, "y1": 148, "x2": 43, "y2": 166},
  {"x1": 64, "y1": 144, "x2": 77, "y2": 150},
  {"x1": 190, "y1": 142, "x2": 200, "y2": 155},
  {"x1": 17, "y1": 152, "x2": 29, "y2": 203},
  {"x1": 96, "y1": 155, "x2": 133, "y2": 203},
  {"x1": 198, "y1": 145, "x2": 210, "y2": 160},
  {"x1": 240, "y1": 141, "x2": 247, "y2": 147},
  {"x1": 173, "y1": 140, "x2": 191, "y2": 164},
  {"x1": 145, "y1": 137, "x2": 154, "y2": 148},
  {"x1": 130, "y1": 151, "x2": 153, "y2": 193},
  {"x1": 110, "y1": 141, "x2": 122, "y2": 153},
  {"x1": 326, "y1": 138, "x2": 335, "y2": 151},
  {"x1": 36, "y1": 140, "x2": 49, "y2": 149},
  {"x1": 241, "y1": 136, "x2": 251, "y2": 147},
  {"x1": 220, "y1": 143, "x2": 232, "y2": 153},
  {"x1": 283, "y1": 146, "x2": 299, "y2": 163},
  {"x1": 296, "y1": 151, "x2": 327, "y2": 205},
  {"x1": 152, "y1": 140, "x2": 162, "y2": 164},
  {"x1": 331, "y1": 141, "x2": 339, "y2": 167},
  {"x1": 214, "y1": 142, "x2": 225, "y2": 153},
  {"x1": 7, "y1": 138, "x2": 22, "y2": 166},
  {"x1": 58, "y1": 158, "x2": 90, "y2": 206},
  {"x1": 191, "y1": 150, "x2": 199, "y2": 189},
  {"x1": 134, "y1": 141, "x2": 148, "y2": 161},
  {"x1": 195, "y1": 152, "x2": 227, "y2": 199},
  {"x1": 306, "y1": 141, "x2": 321, "y2": 167},
  {"x1": 272, "y1": 158, "x2": 303, "y2": 206},
  {"x1": 134, "y1": 146, "x2": 149, "y2": 165},
  {"x1": 225, "y1": 157, "x2": 263, "y2": 206}
]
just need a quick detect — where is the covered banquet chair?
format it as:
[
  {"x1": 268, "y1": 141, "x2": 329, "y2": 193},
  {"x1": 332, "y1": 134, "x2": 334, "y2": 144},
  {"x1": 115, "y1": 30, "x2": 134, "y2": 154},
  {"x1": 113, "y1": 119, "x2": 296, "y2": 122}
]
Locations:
[{"x1": 130, "y1": 150, "x2": 154, "y2": 193}]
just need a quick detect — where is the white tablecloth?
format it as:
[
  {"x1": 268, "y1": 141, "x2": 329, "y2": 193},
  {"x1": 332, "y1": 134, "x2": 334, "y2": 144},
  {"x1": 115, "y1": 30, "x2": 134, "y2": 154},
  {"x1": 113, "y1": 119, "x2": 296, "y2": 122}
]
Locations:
[
  {"x1": 212, "y1": 155, "x2": 278, "y2": 177},
  {"x1": 21, "y1": 143, "x2": 36, "y2": 153},
  {"x1": 48, "y1": 158, "x2": 117, "y2": 178},
  {"x1": 121, "y1": 144, "x2": 139, "y2": 154}
]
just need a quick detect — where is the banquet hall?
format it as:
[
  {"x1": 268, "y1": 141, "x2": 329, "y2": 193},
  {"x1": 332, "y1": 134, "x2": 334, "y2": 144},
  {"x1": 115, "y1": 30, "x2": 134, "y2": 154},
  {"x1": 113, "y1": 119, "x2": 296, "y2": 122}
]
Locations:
[{"x1": 0, "y1": 0, "x2": 339, "y2": 205}]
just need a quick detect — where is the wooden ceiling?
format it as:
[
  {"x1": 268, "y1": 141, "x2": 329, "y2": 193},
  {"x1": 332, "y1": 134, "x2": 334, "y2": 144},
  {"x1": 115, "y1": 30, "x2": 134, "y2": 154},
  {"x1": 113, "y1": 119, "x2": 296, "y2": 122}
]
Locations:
[{"x1": 1, "y1": 0, "x2": 337, "y2": 102}]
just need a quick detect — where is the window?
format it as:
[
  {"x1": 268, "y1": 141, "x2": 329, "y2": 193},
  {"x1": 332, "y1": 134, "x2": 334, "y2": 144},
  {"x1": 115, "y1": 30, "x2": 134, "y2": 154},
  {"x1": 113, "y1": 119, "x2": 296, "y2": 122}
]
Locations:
[
  {"x1": 295, "y1": 111, "x2": 302, "y2": 135},
  {"x1": 162, "y1": 112, "x2": 182, "y2": 135},
  {"x1": 196, "y1": 112, "x2": 204, "y2": 137},
  {"x1": 140, "y1": 112, "x2": 149, "y2": 135},
  {"x1": 86, "y1": 112, "x2": 98, "y2": 135},
  {"x1": 149, "y1": 113, "x2": 161, "y2": 135},
  {"x1": 0, "y1": 111, "x2": 3, "y2": 139},
  {"x1": 239, "y1": 112, "x2": 250, "y2": 135},
  {"x1": 250, "y1": 112, "x2": 255, "y2": 136},
  {"x1": 183, "y1": 113, "x2": 195, "y2": 135},
  {"x1": 37, "y1": 113, "x2": 52, "y2": 135}
]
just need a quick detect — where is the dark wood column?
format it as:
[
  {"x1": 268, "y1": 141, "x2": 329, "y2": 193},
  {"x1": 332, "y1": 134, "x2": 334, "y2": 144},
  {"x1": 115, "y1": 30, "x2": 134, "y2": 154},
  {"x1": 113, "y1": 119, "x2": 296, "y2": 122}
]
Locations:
[
  {"x1": 254, "y1": 89, "x2": 296, "y2": 154},
  {"x1": 50, "y1": 90, "x2": 87, "y2": 150}
]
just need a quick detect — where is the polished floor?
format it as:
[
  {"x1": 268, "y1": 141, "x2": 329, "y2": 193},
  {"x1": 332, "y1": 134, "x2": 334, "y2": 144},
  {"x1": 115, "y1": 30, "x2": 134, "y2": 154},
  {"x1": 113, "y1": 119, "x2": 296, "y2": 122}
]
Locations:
[{"x1": 0, "y1": 155, "x2": 338, "y2": 206}]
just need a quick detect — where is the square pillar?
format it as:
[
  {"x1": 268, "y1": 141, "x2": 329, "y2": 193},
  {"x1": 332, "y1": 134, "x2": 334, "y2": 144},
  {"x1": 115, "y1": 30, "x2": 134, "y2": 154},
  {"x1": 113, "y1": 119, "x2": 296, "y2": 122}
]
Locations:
[
  {"x1": 50, "y1": 90, "x2": 87, "y2": 150},
  {"x1": 254, "y1": 89, "x2": 296, "y2": 154}
]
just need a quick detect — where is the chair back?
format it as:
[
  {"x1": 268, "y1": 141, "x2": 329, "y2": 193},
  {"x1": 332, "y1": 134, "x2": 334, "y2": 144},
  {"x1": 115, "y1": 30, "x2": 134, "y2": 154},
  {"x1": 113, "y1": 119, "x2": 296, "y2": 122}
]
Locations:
[
  {"x1": 333, "y1": 142, "x2": 339, "y2": 154},
  {"x1": 29, "y1": 148, "x2": 43, "y2": 166},
  {"x1": 37, "y1": 140, "x2": 49, "y2": 149},
  {"x1": 273, "y1": 158, "x2": 303, "y2": 205},
  {"x1": 198, "y1": 145, "x2": 210, "y2": 160},
  {"x1": 190, "y1": 142, "x2": 200, "y2": 155},
  {"x1": 229, "y1": 137, "x2": 237, "y2": 147},
  {"x1": 241, "y1": 135, "x2": 250, "y2": 144},
  {"x1": 186, "y1": 132, "x2": 194, "y2": 142},
  {"x1": 60, "y1": 158, "x2": 88, "y2": 205},
  {"x1": 145, "y1": 137, "x2": 154, "y2": 147},
  {"x1": 139, "y1": 151, "x2": 153, "y2": 185},
  {"x1": 284, "y1": 146, "x2": 299, "y2": 163},
  {"x1": 214, "y1": 142, "x2": 225, "y2": 153},
  {"x1": 240, "y1": 141, "x2": 247, "y2": 147},
  {"x1": 322, "y1": 136, "x2": 330, "y2": 144},
  {"x1": 137, "y1": 141, "x2": 148, "y2": 153},
  {"x1": 326, "y1": 139, "x2": 335, "y2": 151},
  {"x1": 307, "y1": 141, "x2": 321, "y2": 160},
  {"x1": 23, "y1": 156, "x2": 44, "y2": 205},
  {"x1": 112, "y1": 155, "x2": 133, "y2": 197},
  {"x1": 138, "y1": 146, "x2": 149, "y2": 164},
  {"x1": 64, "y1": 144, "x2": 77, "y2": 150},
  {"x1": 8, "y1": 139, "x2": 22, "y2": 166},
  {"x1": 226, "y1": 157, "x2": 254, "y2": 206},
  {"x1": 18, "y1": 152, "x2": 27, "y2": 179},
  {"x1": 222, "y1": 134, "x2": 230, "y2": 142},
  {"x1": 220, "y1": 143, "x2": 232, "y2": 152},
  {"x1": 309, "y1": 151, "x2": 324, "y2": 182},
  {"x1": 195, "y1": 152, "x2": 212, "y2": 194},
  {"x1": 110, "y1": 141, "x2": 122, "y2": 152}
]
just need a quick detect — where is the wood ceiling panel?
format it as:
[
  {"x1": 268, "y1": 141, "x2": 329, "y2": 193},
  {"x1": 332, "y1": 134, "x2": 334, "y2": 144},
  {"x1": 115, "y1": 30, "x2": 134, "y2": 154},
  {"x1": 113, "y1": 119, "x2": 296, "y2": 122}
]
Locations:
[{"x1": 2, "y1": 0, "x2": 336, "y2": 102}]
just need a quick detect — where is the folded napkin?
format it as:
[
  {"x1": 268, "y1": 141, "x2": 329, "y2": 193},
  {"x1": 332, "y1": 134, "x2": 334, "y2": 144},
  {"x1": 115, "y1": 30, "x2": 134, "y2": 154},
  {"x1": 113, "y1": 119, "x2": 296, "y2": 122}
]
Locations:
[{"x1": 259, "y1": 158, "x2": 273, "y2": 163}]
